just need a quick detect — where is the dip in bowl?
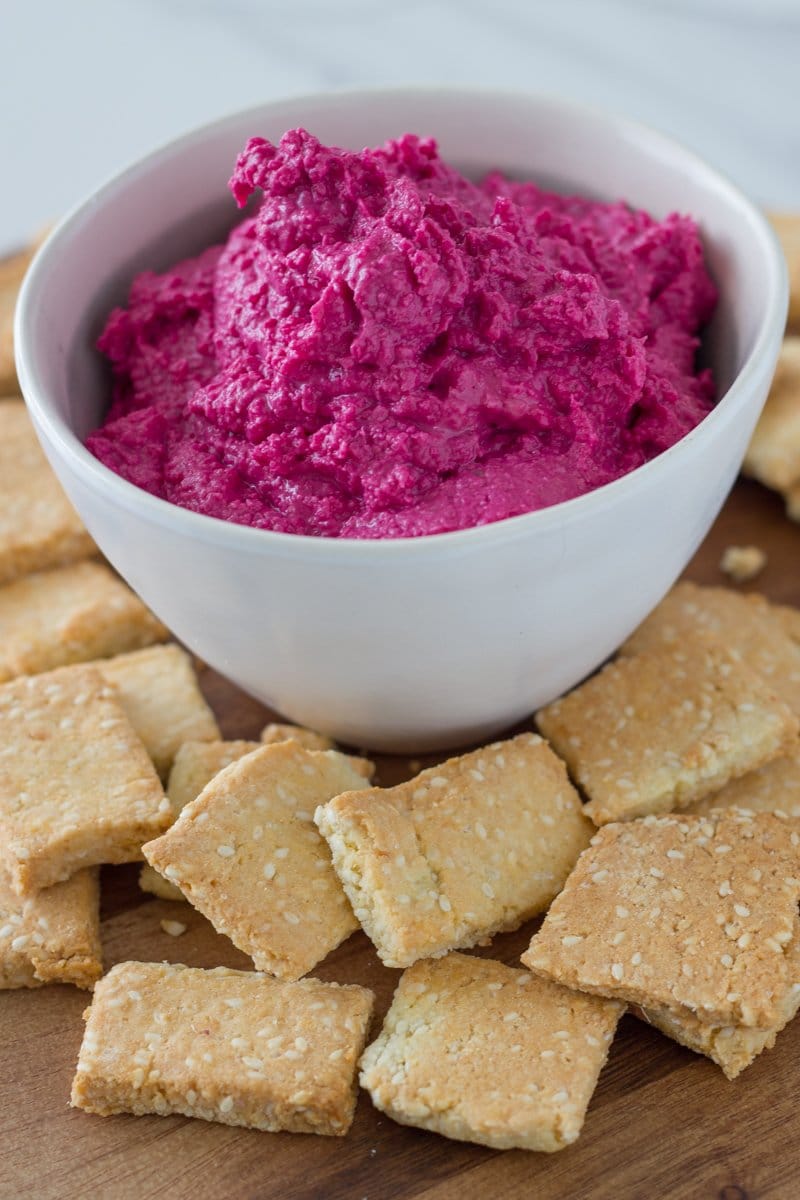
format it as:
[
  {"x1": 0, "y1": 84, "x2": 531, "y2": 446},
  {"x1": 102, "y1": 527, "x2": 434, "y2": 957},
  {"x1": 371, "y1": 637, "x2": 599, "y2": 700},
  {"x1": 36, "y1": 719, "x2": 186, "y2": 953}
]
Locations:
[{"x1": 15, "y1": 89, "x2": 788, "y2": 751}]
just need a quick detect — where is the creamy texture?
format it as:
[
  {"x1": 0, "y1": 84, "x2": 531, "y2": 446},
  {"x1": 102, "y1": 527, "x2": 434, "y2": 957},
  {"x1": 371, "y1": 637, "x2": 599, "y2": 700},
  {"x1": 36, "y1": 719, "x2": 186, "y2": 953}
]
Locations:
[{"x1": 87, "y1": 129, "x2": 717, "y2": 537}]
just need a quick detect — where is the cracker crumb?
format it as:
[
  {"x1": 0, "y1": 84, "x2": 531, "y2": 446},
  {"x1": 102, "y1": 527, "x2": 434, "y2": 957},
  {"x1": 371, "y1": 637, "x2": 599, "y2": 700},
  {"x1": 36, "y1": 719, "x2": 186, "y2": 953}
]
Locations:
[
  {"x1": 720, "y1": 545, "x2": 767, "y2": 583},
  {"x1": 160, "y1": 919, "x2": 187, "y2": 937}
]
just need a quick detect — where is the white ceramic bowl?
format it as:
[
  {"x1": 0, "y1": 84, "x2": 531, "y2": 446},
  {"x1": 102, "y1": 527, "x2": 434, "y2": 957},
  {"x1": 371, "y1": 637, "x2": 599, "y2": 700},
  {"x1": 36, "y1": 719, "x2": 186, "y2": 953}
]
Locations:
[{"x1": 15, "y1": 89, "x2": 787, "y2": 752}]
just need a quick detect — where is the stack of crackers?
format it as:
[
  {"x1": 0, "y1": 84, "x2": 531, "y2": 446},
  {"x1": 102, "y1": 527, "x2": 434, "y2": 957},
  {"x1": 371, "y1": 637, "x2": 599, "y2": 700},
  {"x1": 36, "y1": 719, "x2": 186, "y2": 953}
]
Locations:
[
  {"x1": 744, "y1": 215, "x2": 800, "y2": 517},
  {"x1": 2, "y1": 243, "x2": 800, "y2": 1157}
]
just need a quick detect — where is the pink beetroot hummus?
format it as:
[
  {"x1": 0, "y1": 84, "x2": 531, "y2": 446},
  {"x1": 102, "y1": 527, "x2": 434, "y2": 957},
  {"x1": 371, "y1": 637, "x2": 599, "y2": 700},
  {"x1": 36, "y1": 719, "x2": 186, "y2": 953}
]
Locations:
[{"x1": 87, "y1": 129, "x2": 717, "y2": 538}]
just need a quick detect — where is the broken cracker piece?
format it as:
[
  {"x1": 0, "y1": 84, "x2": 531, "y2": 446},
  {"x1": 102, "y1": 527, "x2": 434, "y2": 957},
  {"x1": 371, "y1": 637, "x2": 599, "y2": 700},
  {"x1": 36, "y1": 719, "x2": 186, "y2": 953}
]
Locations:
[
  {"x1": 315, "y1": 733, "x2": 592, "y2": 969},
  {"x1": 261, "y1": 723, "x2": 335, "y2": 751},
  {"x1": 0, "y1": 398, "x2": 96, "y2": 586},
  {"x1": 0, "y1": 561, "x2": 168, "y2": 684},
  {"x1": 0, "y1": 664, "x2": 170, "y2": 893},
  {"x1": 360, "y1": 952, "x2": 623, "y2": 1152},
  {"x1": 522, "y1": 810, "x2": 800, "y2": 1030},
  {"x1": 538, "y1": 636, "x2": 798, "y2": 825},
  {"x1": 637, "y1": 919, "x2": 800, "y2": 1079},
  {"x1": 71, "y1": 961, "x2": 374, "y2": 1135},
  {"x1": 720, "y1": 545, "x2": 767, "y2": 584},
  {"x1": 139, "y1": 738, "x2": 259, "y2": 901},
  {"x1": 0, "y1": 866, "x2": 100, "y2": 990},
  {"x1": 100, "y1": 644, "x2": 220, "y2": 778},
  {"x1": 143, "y1": 742, "x2": 367, "y2": 979},
  {"x1": 620, "y1": 581, "x2": 800, "y2": 718},
  {"x1": 686, "y1": 740, "x2": 800, "y2": 820}
]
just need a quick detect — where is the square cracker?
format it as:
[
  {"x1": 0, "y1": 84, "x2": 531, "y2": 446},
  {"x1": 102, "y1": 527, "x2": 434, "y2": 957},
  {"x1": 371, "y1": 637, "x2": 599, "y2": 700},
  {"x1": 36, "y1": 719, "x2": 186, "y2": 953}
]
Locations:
[
  {"x1": 71, "y1": 961, "x2": 374, "y2": 1136},
  {"x1": 0, "y1": 244, "x2": 35, "y2": 392},
  {"x1": 0, "y1": 561, "x2": 168, "y2": 684},
  {"x1": 743, "y1": 336, "x2": 800, "y2": 491},
  {"x1": 315, "y1": 733, "x2": 592, "y2": 969},
  {"x1": 359, "y1": 952, "x2": 623, "y2": 1152},
  {"x1": 769, "y1": 216, "x2": 800, "y2": 332},
  {"x1": 139, "y1": 738, "x2": 259, "y2": 901},
  {"x1": 143, "y1": 742, "x2": 368, "y2": 979},
  {"x1": 636, "y1": 919, "x2": 800, "y2": 1080},
  {"x1": 261, "y1": 723, "x2": 334, "y2": 751},
  {"x1": 0, "y1": 399, "x2": 96, "y2": 585},
  {"x1": 620, "y1": 581, "x2": 800, "y2": 718},
  {"x1": 0, "y1": 866, "x2": 101, "y2": 990},
  {"x1": 100, "y1": 644, "x2": 220, "y2": 778},
  {"x1": 537, "y1": 638, "x2": 798, "y2": 825},
  {"x1": 522, "y1": 810, "x2": 800, "y2": 1029},
  {"x1": 0, "y1": 664, "x2": 170, "y2": 893},
  {"x1": 686, "y1": 740, "x2": 800, "y2": 820}
]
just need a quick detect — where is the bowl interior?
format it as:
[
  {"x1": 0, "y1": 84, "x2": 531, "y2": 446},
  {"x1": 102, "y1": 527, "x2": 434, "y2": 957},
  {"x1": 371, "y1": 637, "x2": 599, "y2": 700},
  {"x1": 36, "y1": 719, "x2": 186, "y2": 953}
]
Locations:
[{"x1": 25, "y1": 89, "x2": 775, "y2": 456}]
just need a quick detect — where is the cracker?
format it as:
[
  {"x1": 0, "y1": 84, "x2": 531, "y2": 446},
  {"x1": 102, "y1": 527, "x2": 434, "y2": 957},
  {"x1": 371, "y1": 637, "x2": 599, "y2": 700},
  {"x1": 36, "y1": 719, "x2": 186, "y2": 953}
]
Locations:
[
  {"x1": 537, "y1": 637, "x2": 798, "y2": 825},
  {"x1": 769, "y1": 215, "x2": 800, "y2": 332},
  {"x1": 0, "y1": 399, "x2": 96, "y2": 585},
  {"x1": 71, "y1": 961, "x2": 374, "y2": 1136},
  {"x1": 522, "y1": 810, "x2": 800, "y2": 1029},
  {"x1": 0, "y1": 245, "x2": 35, "y2": 392},
  {"x1": 0, "y1": 866, "x2": 100, "y2": 990},
  {"x1": 315, "y1": 733, "x2": 592, "y2": 969},
  {"x1": 636, "y1": 919, "x2": 800, "y2": 1080},
  {"x1": 0, "y1": 561, "x2": 168, "y2": 684},
  {"x1": 0, "y1": 664, "x2": 170, "y2": 893},
  {"x1": 261, "y1": 723, "x2": 335, "y2": 751},
  {"x1": 719, "y1": 545, "x2": 767, "y2": 584},
  {"x1": 686, "y1": 740, "x2": 800, "y2": 820},
  {"x1": 100, "y1": 644, "x2": 220, "y2": 778},
  {"x1": 743, "y1": 336, "x2": 800, "y2": 491},
  {"x1": 360, "y1": 952, "x2": 622, "y2": 1152},
  {"x1": 143, "y1": 743, "x2": 367, "y2": 979},
  {"x1": 139, "y1": 738, "x2": 259, "y2": 901},
  {"x1": 620, "y1": 581, "x2": 800, "y2": 717}
]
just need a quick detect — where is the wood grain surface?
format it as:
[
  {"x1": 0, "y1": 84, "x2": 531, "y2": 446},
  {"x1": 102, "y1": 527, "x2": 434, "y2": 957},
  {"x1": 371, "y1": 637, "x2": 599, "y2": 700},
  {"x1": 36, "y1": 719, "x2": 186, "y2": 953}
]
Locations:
[{"x1": 1, "y1": 479, "x2": 797, "y2": 1200}]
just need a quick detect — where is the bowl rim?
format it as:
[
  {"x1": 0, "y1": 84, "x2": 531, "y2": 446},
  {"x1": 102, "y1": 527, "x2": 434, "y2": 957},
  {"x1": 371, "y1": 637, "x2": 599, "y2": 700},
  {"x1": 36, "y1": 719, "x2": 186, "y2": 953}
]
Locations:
[{"x1": 15, "y1": 84, "x2": 789, "y2": 561}]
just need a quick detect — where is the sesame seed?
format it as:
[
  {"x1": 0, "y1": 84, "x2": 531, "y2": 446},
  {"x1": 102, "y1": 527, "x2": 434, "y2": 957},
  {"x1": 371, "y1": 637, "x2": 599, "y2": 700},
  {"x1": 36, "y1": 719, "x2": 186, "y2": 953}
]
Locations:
[
  {"x1": 219, "y1": 1096, "x2": 234, "y2": 1113},
  {"x1": 718, "y1": 881, "x2": 732, "y2": 897},
  {"x1": 585, "y1": 1035, "x2": 600, "y2": 1047},
  {"x1": 733, "y1": 903, "x2": 750, "y2": 918},
  {"x1": 225, "y1": 998, "x2": 243, "y2": 1008},
  {"x1": 438, "y1": 895, "x2": 452, "y2": 912},
  {"x1": 263, "y1": 863, "x2": 276, "y2": 880},
  {"x1": 720, "y1": 954, "x2": 733, "y2": 968},
  {"x1": 562, "y1": 935, "x2": 583, "y2": 947},
  {"x1": 737, "y1": 932, "x2": 752, "y2": 949},
  {"x1": 283, "y1": 912, "x2": 301, "y2": 925},
  {"x1": 164, "y1": 866, "x2": 180, "y2": 880},
  {"x1": 487, "y1": 981, "x2": 503, "y2": 992},
  {"x1": 275, "y1": 847, "x2": 290, "y2": 859},
  {"x1": 554, "y1": 1030, "x2": 570, "y2": 1039},
  {"x1": 591, "y1": 870, "x2": 609, "y2": 883},
  {"x1": 503, "y1": 1012, "x2": 519, "y2": 1023},
  {"x1": 216, "y1": 845, "x2": 235, "y2": 857},
  {"x1": 631, "y1": 952, "x2": 642, "y2": 966},
  {"x1": 0, "y1": 924, "x2": 14, "y2": 939},
  {"x1": 615, "y1": 906, "x2": 629, "y2": 919},
  {"x1": 128, "y1": 990, "x2": 141, "y2": 1001},
  {"x1": 611, "y1": 963, "x2": 624, "y2": 981},
  {"x1": 474, "y1": 821, "x2": 487, "y2": 839},
  {"x1": 481, "y1": 882, "x2": 495, "y2": 899},
  {"x1": 540, "y1": 1049, "x2": 555, "y2": 1059},
  {"x1": 666, "y1": 849, "x2": 684, "y2": 860},
  {"x1": 329, "y1": 1049, "x2": 343, "y2": 1062},
  {"x1": 10, "y1": 935, "x2": 28, "y2": 951},
  {"x1": 649, "y1": 867, "x2": 664, "y2": 879},
  {"x1": 552, "y1": 1090, "x2": 569, "y2": 1103},
  {"x1": 186, "y1": 1089, "x2": 197, "y2": 1105},
  {"x1": 714, "y1": 844, "x2": 732, "y2": 855}
]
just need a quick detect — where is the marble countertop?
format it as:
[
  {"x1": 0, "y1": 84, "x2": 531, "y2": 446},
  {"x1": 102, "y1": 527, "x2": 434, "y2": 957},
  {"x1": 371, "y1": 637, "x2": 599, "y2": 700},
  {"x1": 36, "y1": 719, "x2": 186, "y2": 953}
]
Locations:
[{"x1": 2, "y1": 0, "x2": 797, "y2": 250}]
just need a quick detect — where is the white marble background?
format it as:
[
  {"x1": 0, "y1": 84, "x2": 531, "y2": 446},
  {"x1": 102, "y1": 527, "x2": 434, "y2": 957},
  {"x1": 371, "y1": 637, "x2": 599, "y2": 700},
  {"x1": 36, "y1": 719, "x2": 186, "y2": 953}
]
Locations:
[{"x1": 2, "y1": 0, "x2": 798, "y2": 251}]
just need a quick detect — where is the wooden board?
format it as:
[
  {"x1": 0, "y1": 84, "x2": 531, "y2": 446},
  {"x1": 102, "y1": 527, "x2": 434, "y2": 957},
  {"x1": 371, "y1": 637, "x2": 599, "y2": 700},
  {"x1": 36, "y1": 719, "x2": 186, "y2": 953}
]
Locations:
[{"x1": 1, "y1": 478, "x2": 798, "y2": 1200}]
